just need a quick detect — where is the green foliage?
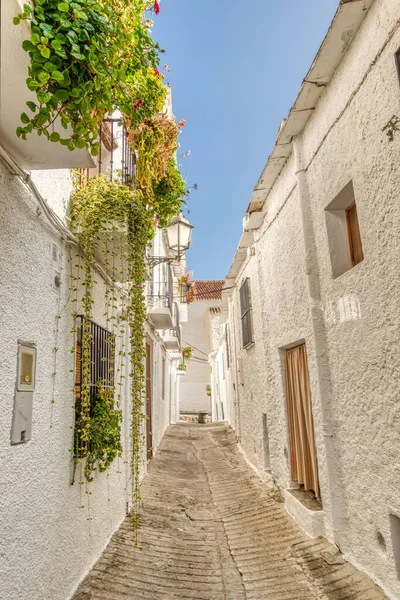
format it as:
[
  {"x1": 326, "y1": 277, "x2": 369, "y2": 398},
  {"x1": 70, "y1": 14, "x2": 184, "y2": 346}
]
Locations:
[
  {"x1": 84, "y1": 387, "x2": 123, "y2": 482},
  {"x1": 128, "y1": 116, "x2": 187, "y2": 225},
  {"x1": 70, "y1": 175, "x2": 154, "y2": 529},
  {"x1": 153, "y1": 159, "x2": 188, "y2": 227},
  {"x1": 182, "y1": 346, "x2": 193, "y2": 360},
  {"x1": 14, "y1": 0, "x2": 166, "y2": 152},
  {"x1": 383, "y1": 115, "x2": 400, "y2": 141}
]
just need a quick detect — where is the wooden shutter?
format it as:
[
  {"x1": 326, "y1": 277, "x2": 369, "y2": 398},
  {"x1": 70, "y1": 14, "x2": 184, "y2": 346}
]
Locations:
[
  {"x1": 346, "y1": 202, "x2": 364, "y2": 266},
  {"x1": 285, "y1": 344, "x2": 320, "y2": 498},
  {"x1": 240, "y1": 279, "x2": 253, "y2": 348}
]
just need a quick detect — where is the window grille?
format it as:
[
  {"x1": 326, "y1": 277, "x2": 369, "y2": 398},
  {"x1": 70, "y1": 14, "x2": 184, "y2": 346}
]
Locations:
[
  {"x1": 75, "y1": 317, "x2": 115, "y2": 453},
  {"x1": 78, "y1": 118, "x2": 136, "y2": 188},
  {"x1": 239, "y1": 278, "x2": 254, "y2": 348}
]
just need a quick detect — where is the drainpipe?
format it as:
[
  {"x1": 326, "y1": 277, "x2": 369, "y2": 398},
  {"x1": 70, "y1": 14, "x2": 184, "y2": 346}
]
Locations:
[{"x1": 293, "y1": 134, "x2": 348, "y2": 552}]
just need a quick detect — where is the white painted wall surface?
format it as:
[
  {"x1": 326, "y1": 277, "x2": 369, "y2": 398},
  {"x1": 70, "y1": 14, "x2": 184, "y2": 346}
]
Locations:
[
  {"x1": 180, "y1": 301, "x2": 217, "y2": 413},
  {"x1": 0, "y1": 158, "x2": 177, "y2": 600},
  {"x1": 224, "y1": 1, "x2": 400, "y2": 597}
]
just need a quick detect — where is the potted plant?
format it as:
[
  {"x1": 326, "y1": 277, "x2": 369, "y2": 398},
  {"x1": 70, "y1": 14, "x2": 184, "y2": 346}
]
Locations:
[
  {"x1": 205, "y1": 384, "x2": 211, "y2": 397},
  {"x1": 182, "y1": 346, "x2": 193, "y2": 361}
]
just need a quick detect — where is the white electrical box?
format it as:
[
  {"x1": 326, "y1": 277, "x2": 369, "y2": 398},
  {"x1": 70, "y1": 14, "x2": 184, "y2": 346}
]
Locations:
[{"x1": 11, "y1": 342, "x2": 37, "y2": 444}]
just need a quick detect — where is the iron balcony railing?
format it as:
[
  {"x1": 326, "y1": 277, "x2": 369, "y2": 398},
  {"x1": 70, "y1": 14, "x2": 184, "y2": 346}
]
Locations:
[
  {"x1": 147, "y1": 265, "x2": 174, "y2": 311},
  {"x1": 79, "y1": 118, "x2": 137, "y2": 187}
]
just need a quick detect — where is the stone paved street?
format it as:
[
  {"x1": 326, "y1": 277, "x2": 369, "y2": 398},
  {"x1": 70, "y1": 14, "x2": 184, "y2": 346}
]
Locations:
[{"x1": 73, "y1": 424, "x2": 387, "y2": 600}]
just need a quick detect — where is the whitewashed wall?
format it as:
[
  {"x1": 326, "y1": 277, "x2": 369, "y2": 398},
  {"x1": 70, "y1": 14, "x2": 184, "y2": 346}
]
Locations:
[
  {"x1": 224, "y1": 1, "x2": 400, "y2": 598},
  {"x1": 180, "y1": 300, "x2": 219, "y2": 413},
  {"x1": 0, "y1": 157, "x2": 178, "y2": 599}
]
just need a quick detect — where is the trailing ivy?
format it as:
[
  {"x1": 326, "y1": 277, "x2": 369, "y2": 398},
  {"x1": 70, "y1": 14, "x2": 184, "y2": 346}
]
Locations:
[
  {"x1": 84, "y1": 387, "x2": 123, "y2": 482},
  {"x1": 70, "y1": 175, "x2": 154, "y2": 525},
  {"x1": 153, "y1": 159, "x2": 188, "y2": 227},
  {"x1": 14, "y1": 0, "x2": 166, "y2": 152}
]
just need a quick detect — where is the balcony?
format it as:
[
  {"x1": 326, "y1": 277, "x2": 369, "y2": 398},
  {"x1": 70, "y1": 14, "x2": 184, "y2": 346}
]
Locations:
[
  {"x1": 162, "y1": 303, "x2": 181, "y2": 350},
  {"x1": 0, "y1": 0, "x2": 95, "y2": 169},
  {"x1": 148, "y1": 267, "x2": 174, "y2": 330},
  {"x1": 81, "y1": 119, "x2": 137, "y2": 282}
]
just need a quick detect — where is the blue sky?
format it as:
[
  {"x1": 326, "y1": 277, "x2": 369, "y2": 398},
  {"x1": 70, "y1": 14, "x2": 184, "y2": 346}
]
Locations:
[{"x1": 153, "y1": 0, "x2": 339, "y2": 280}]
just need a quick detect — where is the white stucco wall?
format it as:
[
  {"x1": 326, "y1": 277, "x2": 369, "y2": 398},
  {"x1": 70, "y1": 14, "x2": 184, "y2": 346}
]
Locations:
[
  {"x1": 180, "y1": 301, "x2": 218, "y2": 413},
  {"x1": 224, "y1": 1, "x2": 400, "y2": 598},
  {"x1": 0, "y1": 158, "x2": 178, "y2": 599}
]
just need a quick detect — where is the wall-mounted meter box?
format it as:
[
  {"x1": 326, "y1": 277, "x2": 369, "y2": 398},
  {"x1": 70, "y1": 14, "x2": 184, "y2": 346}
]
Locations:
[{"x1": 11, "y1": 341, "x2": 37, "y2": 444}]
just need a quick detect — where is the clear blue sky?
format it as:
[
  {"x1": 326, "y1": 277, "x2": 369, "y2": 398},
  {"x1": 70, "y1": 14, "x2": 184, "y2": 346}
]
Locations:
[{"x1": 153, "y1": 0, "x2": 339, "y2": 280}]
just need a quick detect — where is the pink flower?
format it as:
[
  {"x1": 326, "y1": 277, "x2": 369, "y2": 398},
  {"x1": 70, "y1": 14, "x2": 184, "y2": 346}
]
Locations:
[
  {"x1": 133, "y1": 99, "x2": 143, "y2": 109},
  {"x1": 154, "y1": 1, "x2": 160, "y2": 15},
  {"x1": 163, "y1": 64, "x2": 171, "y2": 72},
  {"x1": 193, "y1": 183, "x2": 198, "y2": 190},
  {"x1": 178, "y1": 119, "x2": 186, "y2": 127}
]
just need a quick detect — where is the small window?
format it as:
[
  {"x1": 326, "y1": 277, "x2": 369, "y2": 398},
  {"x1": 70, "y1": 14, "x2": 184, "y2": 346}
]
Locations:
[
  {"x1": 346, "y1": 202, "x2": 364, "y2": 266},
  {"x1": 395, "y1": 47, "x2": 400, "y2": 82},
  {"x1": 239, "y1": 278, "x2": 254, "y2": 348},
  {"x1": 325, "y1": 181, "x2": 364, "y2": 279}
]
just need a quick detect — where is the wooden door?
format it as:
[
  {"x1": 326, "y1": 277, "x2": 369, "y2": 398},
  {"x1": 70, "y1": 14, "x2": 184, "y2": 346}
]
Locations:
[
  {"x1": 146, "y1": 342, "x2": 153, "y2": 460},
  {"x1": 285, "y1": 344, "x2": 320, "y2": 498}
]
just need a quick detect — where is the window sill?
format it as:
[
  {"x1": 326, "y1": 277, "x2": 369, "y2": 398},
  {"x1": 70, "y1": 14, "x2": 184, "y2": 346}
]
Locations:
[{"x1": 243, "y1": 341, "x2": 255, "y2": 351}]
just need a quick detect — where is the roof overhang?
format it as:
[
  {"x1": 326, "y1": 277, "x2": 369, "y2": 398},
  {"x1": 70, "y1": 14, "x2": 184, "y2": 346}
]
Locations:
[{"x1": 247, "y1": 0, "x2": 375, "y2": 215}]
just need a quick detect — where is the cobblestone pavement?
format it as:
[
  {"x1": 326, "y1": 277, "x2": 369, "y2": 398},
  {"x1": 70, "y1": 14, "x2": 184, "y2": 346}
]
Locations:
[{"x1": 73, "y1": 423, "x2": 387, "y2": 600}]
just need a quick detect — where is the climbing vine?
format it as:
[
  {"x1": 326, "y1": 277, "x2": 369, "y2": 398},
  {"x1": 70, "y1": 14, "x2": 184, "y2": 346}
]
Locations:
[
  {"x1": 128, "y1": 116, "x2": 188, "y2": 225},
  {"x1": 15, "y1": 0, "x2": 195, "y2": 535},
  {"x1": 383, "y1": 115, "x2": 400, "y2": 141},
  {"x1": 70, "y1": 176, "x2": 154, "y2": 525},
  {"x1": 14, "y1": 0, "x2": 166, "y2": 152}
]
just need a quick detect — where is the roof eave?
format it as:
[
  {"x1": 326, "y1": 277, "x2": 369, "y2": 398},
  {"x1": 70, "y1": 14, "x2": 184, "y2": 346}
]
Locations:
[{"x1": 247, "y1": 0, "x2": 375, "y2": 214}]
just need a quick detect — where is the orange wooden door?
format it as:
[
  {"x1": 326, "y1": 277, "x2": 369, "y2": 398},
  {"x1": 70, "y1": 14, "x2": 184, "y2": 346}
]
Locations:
[{"x1": 146, "y1": 342, "x2": 153, "y2": 460}]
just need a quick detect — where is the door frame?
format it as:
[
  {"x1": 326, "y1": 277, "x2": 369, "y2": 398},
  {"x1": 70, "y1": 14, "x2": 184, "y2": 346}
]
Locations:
[{"x1": 145, "y1": 341, "x2": 153, "y2": 460}]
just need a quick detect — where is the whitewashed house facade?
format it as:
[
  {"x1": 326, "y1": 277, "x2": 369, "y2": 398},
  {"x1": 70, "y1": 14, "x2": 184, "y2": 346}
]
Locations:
[
  {"x1": 179, "y1": 280, "x2": 223, "y2": 415},
  {"x1": 216, "y1": 1, "x2": 400, "y2": 599},
  {"x1": 0, "y1": 6, "x2": 187, "y2": 599}
]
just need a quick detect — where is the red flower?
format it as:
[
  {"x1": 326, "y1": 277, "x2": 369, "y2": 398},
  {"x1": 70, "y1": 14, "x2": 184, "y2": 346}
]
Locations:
[
  {"x1": 154, "y1": 1, "x2": 160, "y2": 15},
  {"x1": 153, "y1": 68, "x2": 161, "y2": 77},
  {"x1": 133, "y1": 99, "x2": 143, "y2": 109}
]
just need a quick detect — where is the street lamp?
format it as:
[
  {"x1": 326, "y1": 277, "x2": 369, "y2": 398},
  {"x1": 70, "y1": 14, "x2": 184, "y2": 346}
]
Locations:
[{"x1": 148, "y1": 215, "x2": 194, "y2": 267}]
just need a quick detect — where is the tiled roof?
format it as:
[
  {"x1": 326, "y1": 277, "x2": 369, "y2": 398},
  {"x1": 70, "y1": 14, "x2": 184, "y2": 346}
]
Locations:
[{"x1": 194, "y1": 280, "x2": 224, "y2": 301}]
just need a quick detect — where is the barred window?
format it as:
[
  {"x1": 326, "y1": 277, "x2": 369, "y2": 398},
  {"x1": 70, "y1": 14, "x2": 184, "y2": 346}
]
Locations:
[
  {"x1": 239, "y1": 278, "x2": 254, "y2": 348},
  {"x1": 75, "y1": 317, "x2": 115, "y2": 453}
]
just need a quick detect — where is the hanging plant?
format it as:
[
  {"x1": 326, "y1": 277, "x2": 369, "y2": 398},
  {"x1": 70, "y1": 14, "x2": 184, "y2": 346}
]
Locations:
[
  {"x1": 182, "y1": 346, "x2": 193, "y2": 361},
  {"x1": 186, "y1": 281, "x2": 196, "y2": 304},
  {"x1": 177, "y1": 363, "x2": 187, "y2": 372},
  {"x1": 205, "y1": 384, "x2": 211, "y2": 397},
  {"x1": 70, "y1": 175, "x2": 154, "y2": 530},
  {"x1": 84, "y1": 387, "x2": 123, "y2": 482},
  {"x1": 14, "y1": 0, "x2": 166, "y2": 152},
  {"x1": 128, "y1": 116, "x2": 187, "y2": 225}
]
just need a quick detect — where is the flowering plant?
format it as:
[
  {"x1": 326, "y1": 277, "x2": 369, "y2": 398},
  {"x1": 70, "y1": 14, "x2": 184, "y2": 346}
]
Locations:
[
  {"x1": 182, "y1": 346, "x2": 193, "y2": 360},
  {"x1": 186, "y1": 281, "x2": 196, "y2": 304}
]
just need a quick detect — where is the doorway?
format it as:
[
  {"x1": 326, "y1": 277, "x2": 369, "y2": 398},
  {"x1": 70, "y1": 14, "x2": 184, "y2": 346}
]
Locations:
[
  {"x1": 146, "y1": 342, "x2": 153, "y2": 460},
  {"x1": 285, "y1": 343, "x2": 319, "y2": 498}
]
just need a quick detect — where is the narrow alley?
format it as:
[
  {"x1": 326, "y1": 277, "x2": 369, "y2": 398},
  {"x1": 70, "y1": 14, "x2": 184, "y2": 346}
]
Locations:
[{"x1": 73, "y1": 424, "x2": 387, "y2": 600}]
